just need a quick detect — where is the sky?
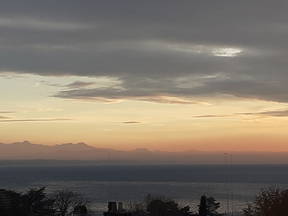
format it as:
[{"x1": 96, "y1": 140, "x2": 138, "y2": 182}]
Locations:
[{"x1": 1, "y1": 0, "x2": 288, "y2": 152}]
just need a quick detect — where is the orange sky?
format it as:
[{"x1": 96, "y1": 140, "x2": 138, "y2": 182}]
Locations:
[{"x1": 1, "y1": 75, "x2": 288, "y2": 152}]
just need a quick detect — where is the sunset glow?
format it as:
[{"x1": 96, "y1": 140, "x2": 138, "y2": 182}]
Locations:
[{"x1": 1, "y1": 1, "x2": 288, "y2": 157}]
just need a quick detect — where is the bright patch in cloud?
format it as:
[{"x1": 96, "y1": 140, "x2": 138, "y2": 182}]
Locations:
[
  {"x1": 212, "y1": 48, "x2": 243, "y2": 57},
  {"x1": 147, "y1": 41, "x2": 244, "y2": 58}
]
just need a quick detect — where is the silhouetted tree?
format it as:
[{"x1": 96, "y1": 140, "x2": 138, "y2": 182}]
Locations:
[
  {"x1": 199, "y1": 196, "x2": 208, "y2": 216},
  {"x1": 52, "y1": 189, "x2": 88, "y2": 216},
  {"x1": 147, "y1": 199, "x2": 167, "y2": 216},
  {"x1": 146, "y1": 195, "x2": 192, "y2": 216},
  {"x1": 179, "y1": 205, "x2": 192, "y2": 216},
  {"x1": 198, "y1": 195, "x2": 220, "y2": 216},
  {"x1": 243, "y1": 204, "x2": 256, "y2": 216},
  {"x1": 21, "y1": 187, "x2": 55, "y2": 216},
  {"x1": 0, "y1": 187, "x2": 92, "y2": 216},
  {"x1": 73, "y1": 204, "x2": 88, "y2": 216},
  {"x1": 206, "y1": 197, "x2": 220, "y2": 216},
  {"x1": 127, "y1": 201, "x2": 147, "y2": 216},
  {"x1": 0, "y1": 189, "x2": 22, "y2": 216},
  {"x1": 243, "y1": 187, "x2": 288, "y2": 216},
  {"x1": 0, "y1": 187, "x2": 55, "y2": 216}
]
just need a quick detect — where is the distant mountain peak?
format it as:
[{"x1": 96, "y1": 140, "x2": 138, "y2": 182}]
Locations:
[
  {"x1": 17, "y1": 140, "x2": 32, "y2": 145},
  {"x1": 12, "y1": 141, "x2": 42, "y2": 147},
  {"x1": 55, "y1": 142, "x2": 95, "y2": 151},
  {"x1": 132, "y1": 148, "x2": 152, "y2": 153}
]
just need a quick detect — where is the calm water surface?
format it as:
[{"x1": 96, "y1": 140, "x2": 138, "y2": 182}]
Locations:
[{"x1": 0, "y1": 164, "x2": 287, "y2": 214}]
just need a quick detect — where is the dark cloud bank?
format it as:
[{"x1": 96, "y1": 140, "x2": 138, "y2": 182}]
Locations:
[{"x1": 1, "y1": 0, "x2": 288, "y2": 103}]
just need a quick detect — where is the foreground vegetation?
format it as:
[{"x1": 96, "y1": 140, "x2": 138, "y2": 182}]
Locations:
[
  {"x1": 243, "y1": 187, "x2": 288, "y2": 216},
  {"x1": 0, "y1": 188, "x2": 88, "y2": 216},
  {"x1": 0, "y1": 187, "x2": 287, "y2": 216}
]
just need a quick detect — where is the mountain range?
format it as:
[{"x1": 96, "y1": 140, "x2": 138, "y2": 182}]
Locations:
[{"x1": 1, "y1": 141, "x2": 288, "y2": 164}]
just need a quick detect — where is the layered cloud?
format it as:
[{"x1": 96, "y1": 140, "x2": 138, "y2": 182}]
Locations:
[{"x1": 1, "y1": 0, "x2": 288, "y2": 103}]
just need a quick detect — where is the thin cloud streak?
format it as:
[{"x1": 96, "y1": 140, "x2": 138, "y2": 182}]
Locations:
[
  {"x1": 192, "y1": 109, "x2": 288, "y2": 119},
  {"x1": 0, "y1": 111, "x2": 15, "y2": 113},
  {"x1": 192, "y1": 114, "x2": 232, "y2": 118},
  {"x1": 65, "y1": 81, "x2": 96, "y2": 89},
  {"x1": 240, "y1": 109, "x2": 288, "y2": 117},
  {"x1": 122, "y1": 121, "x2": 142, "y2": 124},
  {"x1": 0, "y1": 116, "x2": 10, "y2": 119},
  {"x1": 0, "y1": 118, "x2": 72, "y2": 123}
]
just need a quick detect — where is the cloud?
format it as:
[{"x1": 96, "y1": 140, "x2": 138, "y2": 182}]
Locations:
[
  {"x1": 55, "y1": 87, "x2": 205, "y2": 104},
  {"x1": 0, "y1": 111, "x2": 14, "y2": 114},
  {"x1": 0, "y1": 116, "x2": 10, "y2": 119},
  {"x1": 1, "y1": 0, "x2": 288, "y2": 103},
  {"x1": 122, "y1": 121, "x2": 142, "y2": 124},
  {"x1": 65, "y1": 81, "x2": 96, "y2": 89},
  {"x1": 192, "y1": 114, "x2": 232, "y2": 118},
  {"x1": 0, "y1": 118, "x2": 72, "y2": 123},
  {"x1": 240, "y1": 109, "x2": 288, "y2": 117},
  {"x1": 191, "y1": 109, "x2": 288, "y2": 119}
]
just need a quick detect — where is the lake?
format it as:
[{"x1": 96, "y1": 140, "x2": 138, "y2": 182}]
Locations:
[{"x1": 0, "y1": 164, "x2": 287, "y2": 215}]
